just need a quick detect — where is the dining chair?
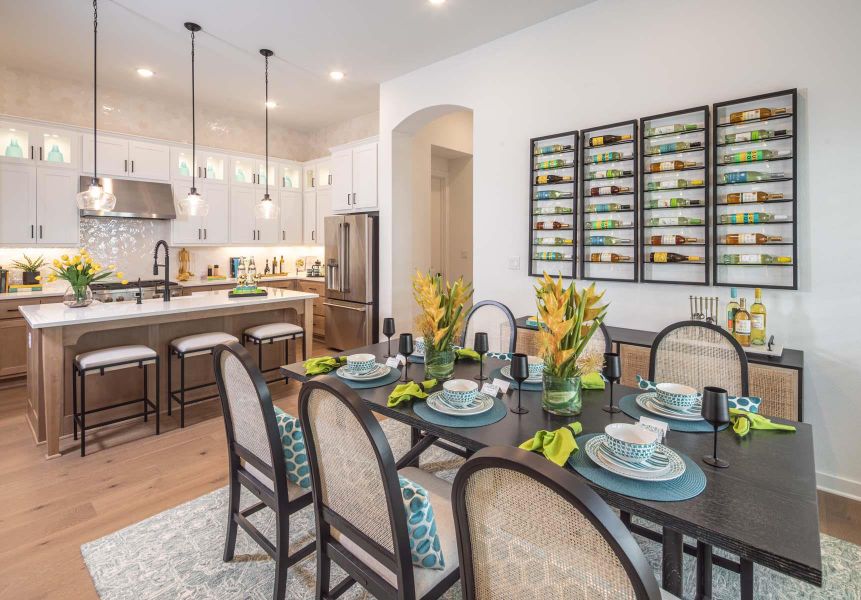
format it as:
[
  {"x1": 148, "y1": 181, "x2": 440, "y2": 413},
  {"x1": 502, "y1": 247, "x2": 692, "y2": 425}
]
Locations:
[
  {"x1": 212, "y1": 342, "x2": 314, "y2": 600},
  {"x1": 588, "y1": 321, "x2": 613, "y2": 355},
  {"x1": 650, "y1": 320, "x2": 749, "y2": 396},
  {"x1": 452, "y1": 446, "x2": 675, "y2": 600},
  {"x1": 460, "y1": 300, "x2": 517, "y2": 354},
  {"x1": 298, "y1": 376, "x2": 461, "y2": 600}
]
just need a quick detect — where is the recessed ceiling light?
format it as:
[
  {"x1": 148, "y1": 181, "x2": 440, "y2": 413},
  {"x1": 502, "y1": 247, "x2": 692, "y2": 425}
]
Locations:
[
  {"x1": 265, "y1": 100, "x2": 278, "y2": 108},
  {"x1": 329, "y1": 71, "x2": 345, "y2": 81},
  {"x1": 136, "y1": 68, "x2": 155, "y2": 78},
  {"x1": 429, "y1": 0, "x2": 446, "y2": 5}
]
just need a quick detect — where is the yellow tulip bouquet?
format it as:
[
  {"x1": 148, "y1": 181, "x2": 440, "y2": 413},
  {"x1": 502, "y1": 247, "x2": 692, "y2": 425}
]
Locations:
[
  {"x1": 44, "y1": 248, "x2": 126, "y2": 306},
  {"x1": 413, "y1": 271, "x2": 473, "y2": 379}
]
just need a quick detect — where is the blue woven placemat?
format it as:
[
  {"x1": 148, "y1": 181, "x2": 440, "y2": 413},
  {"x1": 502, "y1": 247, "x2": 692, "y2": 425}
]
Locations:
[
  {"x1": 335, "y1": 367, "x2": 402, "y2": 389},
  {"x1": 619, "y1": 394, "x2": 728, "y2": 433},
  {"x1": 568, "y1": 433, "x2": 707, "y2": 502},
  {"x1": 413, "y1": 396, "x2": 507, "y2": 428},
  {"x1": 488, "y1": 367, "x2": 542, "y2": 391},
  {"x1": 407, "y1": 355, "x2": 425, "y2": 364}
]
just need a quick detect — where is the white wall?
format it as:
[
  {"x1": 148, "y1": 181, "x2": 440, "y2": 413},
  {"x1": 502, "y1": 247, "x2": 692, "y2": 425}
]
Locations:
[{"x1": 378, "y1": 0, "x2": 861, "y2": 497}]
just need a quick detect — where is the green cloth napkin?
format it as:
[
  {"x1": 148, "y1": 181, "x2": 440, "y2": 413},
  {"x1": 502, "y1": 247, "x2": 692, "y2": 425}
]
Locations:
[
  {"x1": 729, "y1": 408, "x2": 796, "y2": 437},
  {"x1": 455, "y1": 348, "x2": 482, "y2": 361},
  {"x1": 519, "y1": 422, "x2": 584, "y2": 466},
  {"x1": 581, "y1": 371, "x2": 605, "y2": 390},
  {"x1": 387, "y1": 379, "x2": 437, "y2": 408},
  {"x1": 304, "y1": 356, "x2": 346, "y2": 376}
]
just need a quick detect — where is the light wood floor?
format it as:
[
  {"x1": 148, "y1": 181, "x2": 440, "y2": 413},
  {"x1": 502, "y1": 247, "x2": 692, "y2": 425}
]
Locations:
[{"x1": 0, "y1": 358, "x2": 859, "y2": 599}]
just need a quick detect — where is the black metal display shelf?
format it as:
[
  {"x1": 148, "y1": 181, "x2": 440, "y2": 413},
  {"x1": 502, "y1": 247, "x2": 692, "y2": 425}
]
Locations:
[
  {"x1": 583, "y1": 138, "x2": 635, "y2": 150},
  {"x1": 532, "y1": 196, "x2": 575, "y2": 202},
  {"x1": 717, "y1": 156, "x2": 793, "y2": 166},
  {"x1": 583, "y1": 260, "x2": 635, "y2": 264},
  {"x1": 532, "y1": 258, "x2": 575, "y2": 263},
  {"x1": 716, "y1": 220, "x2": 794, "y2": 226},
  {"x1": 716, "y1": 241, "x2": 793, "y2": 246},
  {"x1": 533, "y1": 148, "x2": 576, "y2": 156},
  {"x1": 583, "y1": 243, "x2": 636, "y2": 247},
  {"x1": 644, "y1": 185, "x2": 706, "y2": 193},
  {"x1": 643, "y1": 146, "x2": 705, "y2": 157},
  {"x1": 644, "y1": 223, "x2": 706, "y2": 228},
  {"x1": 584, "y1": 225, "x2": 635, "y2": 231},
  {"x1": 717, "y1": 133, "x2": 793, "y2": 147},
  {"x1": 643, "y1": 204, "x2": 704, "y2": 211},
  {"x1": 584, "y1": 157, "x2": 634, "y2": 165},
  {"x1": 583, "y1": 192, "x2": 635, "y2": 198},
  {"x1": 534, "y1": 244, "x2": 576, "y2": 248},
  {"x1": 534, "y1": 180, "x2": 576, "y2": 187},
  {"x1": 584, "y1": 174, "x2": 634, "y2": 183},
  {"x1": 645, "y1": 243, "x2": 706, "y2": 247},
  {"x1": 715, "y1": 198, "x2": 794, "y2": 206},
  {"x1": 532, "y1": 165, "x2": 576, "y2": 172},
  {"x1": 643, "y1": 165, "x2": 705, "y2": 174},
  {"x1": 716, "y1": 112, "x2": 793, "y2": 128},
  {"x1": 585, "y1": 209, "x2": 635, "y2": 215},
  {"x1": 643, "y1": 127, "x2": 706, "y2": 140},
  {"x1": 532, "y1": 227, "x2": 573, "y2": 231},
  {"x1": 716, "y1": 262, "x2": 794, "y2": 267}
]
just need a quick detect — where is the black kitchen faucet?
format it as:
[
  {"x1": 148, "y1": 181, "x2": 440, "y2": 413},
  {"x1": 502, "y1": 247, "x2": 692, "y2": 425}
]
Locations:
[{"x1": 153, "y1": 240, "x2": 171, "y2": 302}]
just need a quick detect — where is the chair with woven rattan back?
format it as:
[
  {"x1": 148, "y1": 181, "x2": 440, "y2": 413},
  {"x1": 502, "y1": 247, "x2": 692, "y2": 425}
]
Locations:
[
  {"x1": 649, "y1": 320, "x2": 749, "y2": 396},
  {"x1": 212, "y1": 342, "x2": 314, "y2": 600},
  {"x1": 298, "y1": 376, "x2": 460, "y2": 600},
  {"x1": 460, "y1": 300, "x2": 517, "y2": 354},
  {"x1": 452, "y1": 446, "x2": 674, "y2": 600}
]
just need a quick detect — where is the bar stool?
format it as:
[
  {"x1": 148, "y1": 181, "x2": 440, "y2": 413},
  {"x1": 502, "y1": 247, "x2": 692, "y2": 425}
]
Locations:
[
  {"x1": 72, "y1": 345, "x2": 160, "y2": 457},
  {"x1": 242, "y1": 322, "x2": 305, "y2": 384},
  {"x1": 168, "y1": 332, "x2": 238, "y2": 428}
]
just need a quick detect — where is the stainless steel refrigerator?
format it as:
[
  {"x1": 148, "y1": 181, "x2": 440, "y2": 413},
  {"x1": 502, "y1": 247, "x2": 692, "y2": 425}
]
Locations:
[{"x1": 324, "y1": 213, "x2": 378, "y2": 350}]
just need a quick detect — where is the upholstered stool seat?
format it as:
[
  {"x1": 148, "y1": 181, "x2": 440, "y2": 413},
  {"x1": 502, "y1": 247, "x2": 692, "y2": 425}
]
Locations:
[
  {"x1": 242, "y1": 322, "x2": 305, "y2": 385},
  {"x1": 168, "y1": 332, "x2": 238, "y2": 428},
  {"x1": 171, "y1": 332, "x2": 238, "y2": 356},
  {"x1": 75, "y1": 345, "x2": 157, "y2": 371}
]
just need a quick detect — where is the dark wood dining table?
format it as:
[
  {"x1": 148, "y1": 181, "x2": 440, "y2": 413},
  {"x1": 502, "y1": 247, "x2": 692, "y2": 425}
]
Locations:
[{"x1": 281, "y1": 342, "x2": 822, "y2": 599}]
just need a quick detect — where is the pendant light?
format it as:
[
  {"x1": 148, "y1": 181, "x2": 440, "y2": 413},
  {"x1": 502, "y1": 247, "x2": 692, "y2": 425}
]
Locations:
[
  {"x1": 178, "y1": 22, "x2": 209, "y2": 217},
  {"x1": 255, "y1": 48, "x2": 279, "y2": 220},
  {"x1": 76, "y1": 0, "x2": 116, "y2": 211}
]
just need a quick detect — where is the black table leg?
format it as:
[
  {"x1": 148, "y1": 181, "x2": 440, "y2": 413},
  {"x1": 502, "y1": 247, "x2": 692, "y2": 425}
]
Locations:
[
  {"x1": 620, "y1": 511, "x2": 632, "y2": 530},
  {"x1": 696, "y1": 541, "x2": 713, "y2": 599},
  {"x1": 408, "y1": 427, "x2": 422, "y2": 467},
  {"x1": 662, "y1": 527, "x2": 684, "y2": 597},
  {"x1": 740, "y1": 558, "x2": 754, "y2": 600}
]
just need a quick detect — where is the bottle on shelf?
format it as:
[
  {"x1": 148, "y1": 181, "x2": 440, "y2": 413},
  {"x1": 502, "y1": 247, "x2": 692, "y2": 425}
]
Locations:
[
  {"x1": 647, "y1": 141, "x2": 702, "y2": 155},
  {"x1": 535, "y1": 158, "x2": 574, "y2": 170},
  {"x1": 535, "y1": 236, "x2": 573, "y2": 246},
  {"x1": 645, "y1": 197, "x2": 703, "y2": 208},
  {"x1": 723, "y1": 129, "x2": 787, "y2": 144},
  {"x1": 721, "y1": 171, "x2": 784, "y2": 184},
  {"x1": 536, "y1": 174, "x2": 573, "y2": 185},
  {"x1": 721, "y1": 233, "x2": 783, "y2": 245},
  {"x1": 279, "y1": 255, "x2": 285, "y2": 274},
  {"x1": 646, "y1": 178, "x2": 703, "y2": 191},
  {"x1": 733, "y1": 298, "x2": 752, "y2": 346},
  {"x1": 751, "y1": 288, "x2": 767, "y2": 345},
  {"x1": 534, "y1": 251, "x2": 573, "y2": 261},
  {"x1": 586, "y1": 219, "x2": 630, "y2": 230},
  {"x1": 589, "y1": 185, "x2": 631, "y2": 196},
  {"x1": 648, "y1": 252, "x2": 702, "y2": 263},
  {"x1": 534, "y1": 143, "x2": 573, "y2": 156},
  {"x1": 719, "y1": 212, "x2": 788, "y2": 224},
  {"x1": 533, "y1": 206, "x2": 574, "y2": 215},
  {"x1": 721, "y1": 150, "x2": 789, "y2": 164},
  {"x1": 587, "y1": 169, "x2": 632, "y2": 180},
  {"x1": 588, "y1": 152, "x2": 627, "y2": 164},
  {"x1": 646, "y1": 216, "x2": 703, "y2": 227},
  {"x1": 536, "y1": 221, "x2": 572, "y2": 230},
  {"x1": 645, "y1": 123, "x2": 699, "y2": 137},
  {"x1": 649, "y1": 160, "x2": 698, "y2": 173},
  {"x1": 535, "y1": 190, "x2": 570, "y2": 200},
  {"x1": 720, "y1": 254, "x2": 792, "y2": 264},
  {"x1": 585, "y1": 202, "x2": 632, "y2": 213},
  {"x1": 726, "y1": 287, "x2": 740, "y2": 332},
  {"x1": 589, "y1": 134, "x2": 632, "y2": 147},
  {"x1": 724, "y1": 191, "x2": 785, "y2": 204},
  {"x1": 588, "y1": 235, "x2": 632, "y2": 246},
  {"x1": 248, "y1": 257, "x2": 257, "y2": 279},
  {"x1": 590, "y1": 252, "x2": 632, "y2": 263},
  {"x1": 729, "y1": 107, "x2": 787, "y2": 124},
  {"x1": 649, "y1": 234, "x2": 701, "y2": 245},
  {"x1": 264, "y1": 259, "x2": 271, "y2": 275}
]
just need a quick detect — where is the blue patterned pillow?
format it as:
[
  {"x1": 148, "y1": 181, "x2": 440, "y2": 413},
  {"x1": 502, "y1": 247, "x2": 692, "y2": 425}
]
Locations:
[
  {"x1": 274, "y1": 407, "x2": 311, "y2": 489},
  {"x1": 399, "y1": 476, "x2": 445, "y2": 570},
  {"x1": 635, "y1": 375, "x2": 761, "y2": 413},
  {"x1": 636, "y1": 375, "x2": 657, "y2": 391}
]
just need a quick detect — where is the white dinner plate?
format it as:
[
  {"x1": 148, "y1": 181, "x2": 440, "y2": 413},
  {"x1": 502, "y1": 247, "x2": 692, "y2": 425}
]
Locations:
[
  {"x1": 635, "y1": 392, "x2": 704, "y2": 422},
  {"x1": 335, "y1": 364, "x2": 391, "y2": 381},
  {"x1": 585, "y1": 435, "x2": 686, "y2": 482},
  {"x1": 500, "y1": 364, "x2": 542, "y2": 384},
  {"x1": 426, "y1": 391, "x2": 494, "y2": 416}
]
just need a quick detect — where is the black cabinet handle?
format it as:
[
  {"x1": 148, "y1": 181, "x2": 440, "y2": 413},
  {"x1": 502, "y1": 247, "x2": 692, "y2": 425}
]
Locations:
[
  {"x1": 328, "y1": 174, "x2": 332, "y2": 185},
  {"x1": 311, "y1": 230, "x2": 315, "y2": 241},
  {"x1": 39, "y1": 147, "x2": 43, "y2": 161},
  {"x1": 204, "y1": 228, "x2": 207, "y2": 240},
  {"x1": 31, "y1": 225, "x2": 34, "y2": 239},
  {"x1": 198, "y1": 228, "x2": 201, "y2": 240},
  {"x1": 30, "y1": 145, "x2": 34, "y2": 160},
  {"x1": 124, "y1": 159, "x2": 128, "y2": 172},
  {"x1": 131, "y1": 160, "x2": 135, "y2": 173},
  {"x1": 39, "y1": 225, "x2": 43, "y2": 239}
]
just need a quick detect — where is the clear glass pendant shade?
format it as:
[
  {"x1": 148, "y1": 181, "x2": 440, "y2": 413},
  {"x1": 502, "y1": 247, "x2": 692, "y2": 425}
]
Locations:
[
  {"x1": 75, "y1": 181, "x2": 117, "y2": 211},
  {"x1": 255, "y1": 193, "x2": 279, "y2": 219},
  {"x1": 178, "y1": 187, "x2": 209, "y2": 217}
]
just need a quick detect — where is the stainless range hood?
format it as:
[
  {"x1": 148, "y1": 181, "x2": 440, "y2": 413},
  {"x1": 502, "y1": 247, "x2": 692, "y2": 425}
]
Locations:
[{"x1": 78, "y1": 176, "x2": 176, "y2": 219}]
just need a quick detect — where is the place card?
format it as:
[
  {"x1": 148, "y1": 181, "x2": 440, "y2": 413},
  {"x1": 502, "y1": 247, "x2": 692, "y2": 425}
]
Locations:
[
  {"x1": 481, "y1": 382, "x2": 500, "y2": 397},
  {"x1": 395, "y1": 354, "x2": 407, "y2": 366},
  {"x1": 638, "y1": 416, "x2": 669, "y2": 442},
  {"x1": 385, "y1": 356, "x2": 401, "y2": 369},
  {"x1": 491, "y1": 378, "x2": 511, "y2": 394}
]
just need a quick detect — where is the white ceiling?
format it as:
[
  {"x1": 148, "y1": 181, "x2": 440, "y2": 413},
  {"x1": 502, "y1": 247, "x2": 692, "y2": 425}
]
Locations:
[{"x1": 0, "y1": 0, "x2": 593, "y2": 131}]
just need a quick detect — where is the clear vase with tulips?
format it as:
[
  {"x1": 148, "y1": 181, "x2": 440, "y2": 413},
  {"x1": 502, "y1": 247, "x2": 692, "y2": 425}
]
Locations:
[
  {"x1": 44, "y1": 249, "x2": 126, "y2": 308},
  {"x1": 413, "y1": 271, "x2": 473, "y2": 381}
]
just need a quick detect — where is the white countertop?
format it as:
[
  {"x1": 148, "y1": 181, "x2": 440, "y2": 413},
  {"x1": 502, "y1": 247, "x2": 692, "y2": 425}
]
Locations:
[
  {"x1": 0, "y1": 285, "x2": 66, "y2": 301},
  {"x1": 178, "y1": 274, "x2": 324, "y2": 288},
  {"x1": 19, "y1": 287, "x2": 317, "y2": 329}
]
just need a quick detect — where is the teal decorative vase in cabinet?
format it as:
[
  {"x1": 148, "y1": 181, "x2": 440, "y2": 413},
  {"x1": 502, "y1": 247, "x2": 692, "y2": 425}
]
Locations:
[
  {"x1": 47, "y1": 144, "x2": 64, "y2": 163},
  {"x1": 5, "y1": 139, "x2": 23, "y2": 158}
]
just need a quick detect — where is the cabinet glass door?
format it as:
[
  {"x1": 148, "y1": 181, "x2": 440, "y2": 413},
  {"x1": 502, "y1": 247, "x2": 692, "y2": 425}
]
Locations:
[
  {"x1": 317, "y1": 161, "x2": 332, "y2": 188},
  {"x1": 202, "y1": 153, "x2": 227, "y2": 182},
  {"x1": 173, "y1": 149, "x2": 194, "y2": 180},
  {"x1": 280, "y1": 164, "x2": 301, "y2": 190},
  {"x1": 256, "y1": 162, "x2": 275, "y2": 187},
  {"x1": 0, "y1": 124, "x2": 31, "y2": 163},
  {"x1": 38, "y1": 130, "x2": 76, "y2": 168},
  {"x1": 303, "y1": 166, "x2": 316, "y2": 189},
  {"x1": 232, "y1": 158, "x2": 255, "y2": 185}
]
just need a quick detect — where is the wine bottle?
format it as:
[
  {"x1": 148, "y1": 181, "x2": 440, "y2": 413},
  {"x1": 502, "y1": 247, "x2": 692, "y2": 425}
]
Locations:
[
  {"x1": 589, "y1": 185, "x2": 631, "y2": 196},
  {"x1": 650, "y1": 234, "x2": 700, "y2": 245},
  {"x1": 724, "y1": 191, "x2": 784, "y2": 204},
  {"x1": 646, "y1": 123, "x2": 698, "y2": 137},
  {"x1": 588, "y1": 236, "x2": 632, "y2": 246},
  {"x1": 586, "y1": 219, "x2": 629, "y2": 230},
  {"x1": 535, "y1": 158, "x2": 575, "y2": 169},
  {"x1": 587, "y1": 169, "x2": 632, "y2": 180},
  {"x1": 646, "y1": 216, "x2": 703, "y2": 227},
  {"x1": 719, "y1": 212, "x2": 788, "y2": 224},
  {"x1": 729, "y1": 107, "x2": 787, "y2": 123},
  {"x1": 589, "y1": 134, "x2": 631, "y2": 147},
  {"x1": 535, "y1": 190, "x2": 568, "y2": 200},
  {"x1": 723, "y1": 129, "x2": 787, "y2": 144},
  {"x1": 720, "y1": 254, "x2": 792, "y2": 264},
  {"x1": 279, "y1": 255, "x2": 285, "y2": 274},
  {"x1": 534, "y1": 251, "x2": 572, "y2": 261},
  {"x1": 722, "y1": 171, "x2": 784, "y2": 184},
  {"x1": 648, "y1": 252, "x2": 702, "y2": 263},
  {"x1": 645, "y1": 197, "x2": 703, "y2": 208},
  {"x1": 535, "y1": 174, "x2": 573, "y2": 184},
  {"x1": 534, "y1": 143, "x2": 572, "y2": 155},
  {"x1": 585, "y1": 203, "x2": 632, "y2": 213},
  {"x1": 733, "y1": 298, "x2": 752, "y2": 346},
  {"x1": 536, "y1": 221, "x2": 571, "y2": 230},
  {"x1": 536, "y1": 236, "x2": 573, "y2": 246},
  {"x1": 645, "y1": 178, "x2": 704, "y2": 191},
  {"x1": 721, "y1": 150, "x2": 788, "y2": 164},
  {"x1": 533, "y1": 206, "x2": 574, "y2": 215},
  {"x1": 726, "y1": 288, "x2": 740, "y2": 332},
  {"x1": 590, "y1": 252, "x2": 632, "y2": 263},
  {"x1": 588, "y1": 152, "x2": 627, "y2": 164},
  {"x1": 648, "y1": 141, "x2": 702, "y2": 155},
  {"x1": 649, "y1": 160, "x2": 698, "y2": 173},
  {"x1": 722, "y1": 233, "x2": 783, "y2": 245},
  {"x1": 750, "y1": 288, "x2": 766, "y2": 346}
]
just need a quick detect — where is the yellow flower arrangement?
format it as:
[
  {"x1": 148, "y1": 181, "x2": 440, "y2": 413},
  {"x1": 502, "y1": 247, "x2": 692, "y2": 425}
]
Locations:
[
  {"x1": 412, "y1": 271, "x2": 473, "y2": 351},
  {"x1": 535, "y1": 273, "x2": 608, "y2": 379},
  {"x1": 45, "y1": 249, "x2": 128, "y2": 289}
]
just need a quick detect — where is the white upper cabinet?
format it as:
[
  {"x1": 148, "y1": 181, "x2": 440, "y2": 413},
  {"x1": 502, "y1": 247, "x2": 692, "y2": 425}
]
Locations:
[
  {"x1": 128, "y1": 140, "x2": 170, "y2": 181},
  {"x1": 83, "y1": 134, "x2": 170, "y2": 181},
  {"x1": 0, "y1": 122, "x2": 80, "y2": 169},
  {"x1": 35, "y1": 168, "x2": 79, "y2": 245},
  {"x1": 170, "y1": 187, "x2": 203, "y2": 245},
  {"x1": 302, "y1": 190, "x2": 318, "y2": 245},
  {"x1": 331, "y1": 140, "x2": 378, "y2": 213},
  {"x1": 279, "y1": 190, "x2": 302, "y2": 245},
  {"x1": 229, "y1": 186, "x2": 258, "y2": 243},
  {"x1": 230, "y1": 156, "x2": 274, "y2": 187},
  {"x1": 316, "y1": 188, "x2": 332, "y2": 245},
  {"x1": 0, "y1": 163, "x2": 37, "y2": 244},
  {"x1": 316, "y1": 159, "x2": 332, "y2": 189},
  {"x1": 171, "y1": 148, "x2": 228, "y2": 184},
  {"x1": 331, "y1": 149, "x2": 353, "y2": 212},
  {"x1": 171, "y1": 182, "x2": 229, "y2": 246},
  {"x1": 279, "y1": 163, "x2": 301, "y2": 191}
]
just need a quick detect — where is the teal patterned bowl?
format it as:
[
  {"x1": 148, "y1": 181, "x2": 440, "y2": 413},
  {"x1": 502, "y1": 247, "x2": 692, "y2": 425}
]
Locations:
[
  {"x1": 346, "y1": 353, "x2": 376, "y2": 375},
  {"x1": 604, "y1": 423, "x2": 659, "y2": 462},
  {"x1": 656, "y1": 383, "x2": 699, "y2": 410},
  {"x1": 527, "y1": 356, "x2": 545, "y2": 379},
  {"x1": 442, "y1": 379, "x2": 478, "y2": 408}
]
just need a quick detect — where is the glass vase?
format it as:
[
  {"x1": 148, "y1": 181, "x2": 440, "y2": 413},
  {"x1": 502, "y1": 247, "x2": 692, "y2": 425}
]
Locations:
[
  {"x1": 63, "y1": 284, "x2": 94, "y2": 308},
  {"x1": 424, "y1": 344, "x2": 455, "y2": 381},
  {"x1": 542, "y1": 373, "x2": 582, "y2": 416}
]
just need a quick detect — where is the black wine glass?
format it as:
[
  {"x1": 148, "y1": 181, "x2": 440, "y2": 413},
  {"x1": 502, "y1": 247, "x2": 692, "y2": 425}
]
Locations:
[
  {"x1": 383, "y1": 318, "x2": 396, "y2": 357},
  {"x1": 602, "y1": 352, "x2": 622, "y2": 414},
  {"x1": 509, "y1": 353, "x2": 529, "y2": 414},
  {"x1": 473, "y1": 332, "x2": 489, "y2": 381},
  {"x1": 701, "y1": 386, "x2": 730, "y2": 468},
  {"x1": 398, "y1": 333, "x2": 413, "y2": 382}
]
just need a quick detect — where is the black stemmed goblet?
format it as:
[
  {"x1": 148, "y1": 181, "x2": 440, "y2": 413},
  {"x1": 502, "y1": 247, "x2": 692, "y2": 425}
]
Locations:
[
  {"x1": 398, "y1": 333, "x2": 414, "y2": 382},
  {"x1": 383, "y1": 318, "x2": 396, "y2": 357},
  {"x1": 702, "y1": 386, "x2": 730, "y2": 468},
  {"x1": 509, "y1": 353, "x2": 529, "y2": 414},
  {"x1": 473, "y1": 332, "x2": 489, "y2": 381},
  {"x1": 602, "y1": 352, "x2": 622, "y2": 414}
]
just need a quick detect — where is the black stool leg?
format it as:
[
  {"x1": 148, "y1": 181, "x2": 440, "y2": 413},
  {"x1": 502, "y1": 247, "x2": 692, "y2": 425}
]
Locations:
[
  {"x1": 258, "y1": 340, "x2": 264, "y2": 372},
  {"x1": 80, "y1": 371, "x2": 87, "y2": 457},
  {"x1": 302, "y1": 333, "x2": 308, "y2": 362},
  {"x1": 143, "y1": 364, "x2": 148, "y2": 422},
  {"x1": 155, "y1": 358, "x2": 161, "y2": 435},
  {"x1": 72, "y1": 364, "x2": 78, "y2": 441},
  {"x1": 284, "y1": 338, "x2": 290, "y2": 383},
  {"x1": 696, "y1": 541, "x2": 713, "y2": 599},
  {"x1": 167, "y1": 351, "x2": 173, "y2": 416},
  {"x1": 180, "y1": 354, "x2": 186, "y2": 429}
]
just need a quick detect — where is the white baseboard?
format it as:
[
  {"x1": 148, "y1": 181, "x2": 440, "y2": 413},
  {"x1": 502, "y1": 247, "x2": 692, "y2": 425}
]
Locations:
[{"x1": 817, "y1": 471, "x2": 861, "y2": 502}]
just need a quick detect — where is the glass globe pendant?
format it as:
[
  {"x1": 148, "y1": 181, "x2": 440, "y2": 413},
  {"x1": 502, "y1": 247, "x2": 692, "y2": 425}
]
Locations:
[
  {"x1": 178, "y1": 22, "x2": 208, "y2": 217},
  {"x1": 254, "y1": 49, "x2": 279, "y2": 220},
  {"x1": 179, "y1": 186, "x2": 209, "y2": 217}
]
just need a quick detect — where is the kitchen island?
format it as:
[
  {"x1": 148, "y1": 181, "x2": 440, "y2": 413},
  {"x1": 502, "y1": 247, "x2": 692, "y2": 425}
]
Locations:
[{"x1": 19, "y1": 287, "x2": 316, "y2": 458}]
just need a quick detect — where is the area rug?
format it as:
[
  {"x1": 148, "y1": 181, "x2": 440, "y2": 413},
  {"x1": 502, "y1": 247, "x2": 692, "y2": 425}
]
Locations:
[{"x1": 82, "y1": 421, "x2": 860, "y2": 599}]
